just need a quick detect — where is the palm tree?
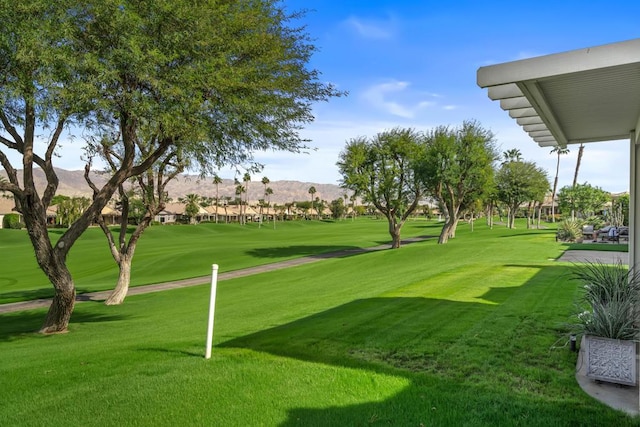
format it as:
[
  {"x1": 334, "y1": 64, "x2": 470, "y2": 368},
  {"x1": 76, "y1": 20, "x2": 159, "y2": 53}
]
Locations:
[
  {"x1": 243, "y1": 173, "x2": 251, "y2": 224},
  {"x1": 350, "y1": 194, "x2": 357, "y2": 222},
  {"x1": 571, "y1": 143, "x2": 585, "y2": 220},
  {"x1": 308, "y1": 186, "x2": 316, "y2": 219},
  {"x1": 502, "y1": 148, "x2": 523, "y2": 164},
  {"x1": 180, "y1": 193, "x2": 200, "y2": 224},
  {"x1": 212, "y1": 174, "x2": 222, "y2": 223},
  {"x1": 573, "y1": 143, "x2": 585, "y2": 188},
  {"x1": 549, "y1": 146, "x2": 569, "y2": 222},
  {"x1": 265, "y1": 187, "x2": 274, "y2": 227},
  {"x1": 235, "y1": 183, "x2": 245, "y2": 224},
  {"x1": 260, "y1": 176, "x2": 270, "y2": 226},
  {"x1": 342, "y1": 193, "x2": 348, "y2": 220}
]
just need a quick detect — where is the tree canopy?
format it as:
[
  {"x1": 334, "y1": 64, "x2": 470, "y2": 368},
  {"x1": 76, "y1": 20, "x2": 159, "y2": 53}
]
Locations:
[
  {"x1": 495, "y1": 158, "x2": 549, "y2": 229},
  {"x1": 558, "y1": 182, "x2": 609, "y2": 220},
  {"x1": 0, "y1": 0, "x2": 342, "y2": 332},
  {"x1": 417, "y1": 120, "x2": 497, "y2": 243},
  {"x1": 337, "y1": 127, "x2": 426, "y2": 248}
]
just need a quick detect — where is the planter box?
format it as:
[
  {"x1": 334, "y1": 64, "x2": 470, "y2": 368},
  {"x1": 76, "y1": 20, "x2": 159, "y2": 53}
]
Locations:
[{"x1": 584, "y1": 335, "x2": 637, "y2": 386}]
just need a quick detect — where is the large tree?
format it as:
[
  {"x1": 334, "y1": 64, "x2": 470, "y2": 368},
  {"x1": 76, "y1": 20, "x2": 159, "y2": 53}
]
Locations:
[
  {"x1": 558, "y1": 182, "x2": 609, "y2": 219},
  {"x1": 417, "y1": 120, "x2": 497, "y2": 243},
  {"x1": 495, "y1": 159, "x2": 549, "y2": 229},
  {"x1": 0, "y1": 1, "x2": 341, "y2": 332},
  {"x1": 337, "y1": 128, "x2": 426, "y2": 248}
]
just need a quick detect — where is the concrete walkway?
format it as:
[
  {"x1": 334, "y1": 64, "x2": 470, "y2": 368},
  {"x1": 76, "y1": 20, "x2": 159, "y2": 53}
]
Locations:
[
  {"x1": 0, "y1": 236, "x2": 432, "y2": 315},
  {"x1": 557, "y1": 249, "x2": 628, "y2": 265}
]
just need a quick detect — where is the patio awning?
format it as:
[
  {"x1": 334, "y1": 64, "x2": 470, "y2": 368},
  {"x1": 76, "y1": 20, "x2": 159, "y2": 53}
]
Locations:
[{"x1": 477, "y1": 38, "x2": 640, "y2": 147}]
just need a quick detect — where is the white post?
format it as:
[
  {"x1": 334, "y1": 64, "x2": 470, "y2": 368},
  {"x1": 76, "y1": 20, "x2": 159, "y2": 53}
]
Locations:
[{"x1": 205, "y1": 264, "x2": 219, "y2": 359}]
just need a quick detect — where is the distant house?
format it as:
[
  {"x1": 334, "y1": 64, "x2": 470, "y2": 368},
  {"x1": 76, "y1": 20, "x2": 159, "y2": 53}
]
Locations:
[{"x1": 155, "y1": 202, "x2": 185, "y2": 224}]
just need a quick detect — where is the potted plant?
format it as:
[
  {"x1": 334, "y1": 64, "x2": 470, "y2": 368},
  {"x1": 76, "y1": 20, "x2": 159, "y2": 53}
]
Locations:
[{"x1": 570, "y1": 261, "x2": 640, "y2": 386}]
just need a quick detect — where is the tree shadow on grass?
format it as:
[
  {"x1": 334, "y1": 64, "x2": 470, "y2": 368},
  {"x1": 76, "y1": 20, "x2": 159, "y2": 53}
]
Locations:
[
  {"x1": 0, "y1": 287, "x2": 54, "y2": 304},
  {"x1": 246, "y1": 245, "x2": 365, "y2": 259},
  {"x1": 0, "y1": 287, "x2": 102, "y2": 304},
  {"x1": 246, "y1": 237, "x2": 434, "y2": 260},
  {"x1": 0, "y1": 305, "x2": 128, "y2": 342},
  {"x1": 499, "y1": 231, "x2": 554, "y2": 238},
  {"x1": 219, "y1": 270, "x2": 626, "y2": 425},
  {"x1": 219, "y1": 296, "x2": 503, "y2": 374}
]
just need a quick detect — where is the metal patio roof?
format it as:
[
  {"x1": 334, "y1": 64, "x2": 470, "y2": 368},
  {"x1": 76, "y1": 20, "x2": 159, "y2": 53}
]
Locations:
[{"x1": 477, "y1": 38, "x2": 640, "y2": 148}]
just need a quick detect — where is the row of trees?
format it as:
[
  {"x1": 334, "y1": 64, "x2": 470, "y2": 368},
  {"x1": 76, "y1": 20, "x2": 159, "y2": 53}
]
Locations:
[{"x1": 337, "y1": 121, "x2": 551, "y2": 248}]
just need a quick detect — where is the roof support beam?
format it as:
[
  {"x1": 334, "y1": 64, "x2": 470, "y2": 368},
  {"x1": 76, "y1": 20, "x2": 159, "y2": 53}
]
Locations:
[{"x1": 487, "y1": 83, "x2": 522, "y2": 100}]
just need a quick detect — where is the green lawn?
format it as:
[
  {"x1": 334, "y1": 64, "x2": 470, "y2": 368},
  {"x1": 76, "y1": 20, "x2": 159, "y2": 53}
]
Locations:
[
  {"x1": 1, "y1": 220, "x2": 638, "y2": 425},
  {"x1": 0, "y1": 218, "x2": 433, "y2": 304}
]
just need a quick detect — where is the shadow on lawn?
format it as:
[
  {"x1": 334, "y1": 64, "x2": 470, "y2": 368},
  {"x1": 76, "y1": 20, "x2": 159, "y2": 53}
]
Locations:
[
  {"x1": 220, "y1": 265, "x2": 625, "y2": 425},
  {"x1": 0, "y1": 305, "x2": 128, "y2": 341},
  {"x1": 220, "y1": 296, "x2": 503, "y2": 374},
  {"x1": 246, "y1": 245, "x2": 364, "y2": 259},
  {"x1": 0, "y1": 287, "x2": 54, "y2": 304},
  {"x1": 247, "y1": 237, "x2": 435, "y2": 260}
]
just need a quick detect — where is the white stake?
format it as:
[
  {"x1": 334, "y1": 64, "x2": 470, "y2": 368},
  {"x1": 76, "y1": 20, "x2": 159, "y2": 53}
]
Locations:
[{"x1": 205, "y1": 264, "x2": 219, "y2": 359}]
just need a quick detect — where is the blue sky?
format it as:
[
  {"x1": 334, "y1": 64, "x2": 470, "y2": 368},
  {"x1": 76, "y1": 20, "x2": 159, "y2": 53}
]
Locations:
[
  {"x1": 18, "y1": 1, "x2": 640, "y2": 192},
  {"x1": 242, "y1": 0, "x2": 638, "y2": 192}
]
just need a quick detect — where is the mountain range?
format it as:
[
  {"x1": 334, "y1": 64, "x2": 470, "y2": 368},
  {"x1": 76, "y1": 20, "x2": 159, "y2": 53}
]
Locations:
[{"x1": 0, "y1": 168, "x2": 350, "y2": 205}]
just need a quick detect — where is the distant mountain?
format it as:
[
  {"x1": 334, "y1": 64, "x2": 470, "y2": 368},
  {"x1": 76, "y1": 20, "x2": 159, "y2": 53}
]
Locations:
[{"x1": 0, "y1": 168, "x2": 350, "y2": 204}]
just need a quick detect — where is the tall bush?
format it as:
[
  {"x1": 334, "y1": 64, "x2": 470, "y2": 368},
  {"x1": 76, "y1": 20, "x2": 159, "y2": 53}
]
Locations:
[{"x1": 2, "y1": 213, "x2": 23, "y2": 229}]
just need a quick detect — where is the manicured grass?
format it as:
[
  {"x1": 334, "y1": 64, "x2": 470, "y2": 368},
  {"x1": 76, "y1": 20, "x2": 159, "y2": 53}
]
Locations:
[
  {"x1": 1, "y1": 221, "x2": 637, "y2": 425},
  {"x1": 565, "y1": 241, "x2": 629, "y2": 252},
  {"x1": 0, "y1": 218, "x2": 434, "y2": 304}
]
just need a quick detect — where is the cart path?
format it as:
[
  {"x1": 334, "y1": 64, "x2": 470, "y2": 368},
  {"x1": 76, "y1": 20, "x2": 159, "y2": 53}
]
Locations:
[{"x1": 0, "y1": 235, "x2": 434, "y2": 314}]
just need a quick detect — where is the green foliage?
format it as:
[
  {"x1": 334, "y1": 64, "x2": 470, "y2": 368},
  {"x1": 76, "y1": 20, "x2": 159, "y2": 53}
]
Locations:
[
  {"x1": 558, "y1": 183, "x2": 609, "y2": 219},
  {"x1": 182, "y1": 194, "x2": 200, "y2": 222},
  {"x1": 55, "y1": 197, "x2": 91, "y2": 228},
  {"x1": 556, "y1": 219, "x2": 583, "y2": 242},
  {"x1": 583, "y1": 215, "x2": 605, "y2": 230},
  {"x1": 610, "y1": 193, "x2": 629, "y2": 226},
  {"x1": 329, "y1": 198, "x2": 346, "y2": 219},
  {"x1": 337, "y1": 128, "x2": 427, "y2": 247},
  {"x1": 495, "y1": 158, "x2": 549, "y2": 228},
  {"x1": 570, "y1": 261, "x2": 640, "y2": 340},
  {"x1": 2, "y1": 213, "x2": 23, "y2": 229},
  {"x1": 418, "y1": 120, "x2": 497, "y2": 242}
]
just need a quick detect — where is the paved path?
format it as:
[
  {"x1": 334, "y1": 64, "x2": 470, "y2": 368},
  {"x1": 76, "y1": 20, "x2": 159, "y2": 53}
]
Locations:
[
  {"x1": 0, "y1": 236, "x2": 433, "y2": 314},
  {"x1": 556, "y1": 250, "x2": 628, "y2": 265}
]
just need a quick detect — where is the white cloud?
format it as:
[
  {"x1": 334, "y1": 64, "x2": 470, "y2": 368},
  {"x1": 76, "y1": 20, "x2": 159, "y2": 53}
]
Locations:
[
  {"x1": 361, "y1": 80, "x2": 441, "y2": 119},
  {"x1": 344, "y1": 16, "x2": 395, "y2": 40}
]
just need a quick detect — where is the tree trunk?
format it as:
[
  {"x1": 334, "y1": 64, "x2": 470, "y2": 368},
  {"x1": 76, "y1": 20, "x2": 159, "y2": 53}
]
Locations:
[
  {"x1": 573, "y1": 144, "x2": 584, "y2": 188},
  {"x1": 388, "y1": 218, "x2": 402, "y2": 249},
  {"x1": 105, "y1": 253, "x2": 132, "y2": 305},
  {"x1": 20, "y1": 195, "x2": 77, "y2": 333},
  {"x1": 551, "y1": 175, "x2": 558, "y2": 223},
  {"x1": 41, "y1": 270, "x2": 76, "y2": 334},
  {"x1": 438, "y1": 221, "x2": 453, "y2": 244}
]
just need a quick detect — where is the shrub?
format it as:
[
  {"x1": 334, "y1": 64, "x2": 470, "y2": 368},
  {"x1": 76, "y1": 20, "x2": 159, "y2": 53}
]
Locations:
[
  {"x1": 570, "y1": 261, "x2": 640, "y2": 340},
  {"x1": 583, "y1": 215, "x2": 605, "y2": 231},
  {"x1": 2, "y1": 213, "x2": 24, "y2": 229},
  {"x1": 556, "y1": 219, "x2": 583, "y2": 242}
]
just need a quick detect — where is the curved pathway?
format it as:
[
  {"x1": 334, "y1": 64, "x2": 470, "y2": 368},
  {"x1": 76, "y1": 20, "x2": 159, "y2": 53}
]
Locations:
[{"x1": 0, "y1": 236, "x2": 433, "y2": 314}]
